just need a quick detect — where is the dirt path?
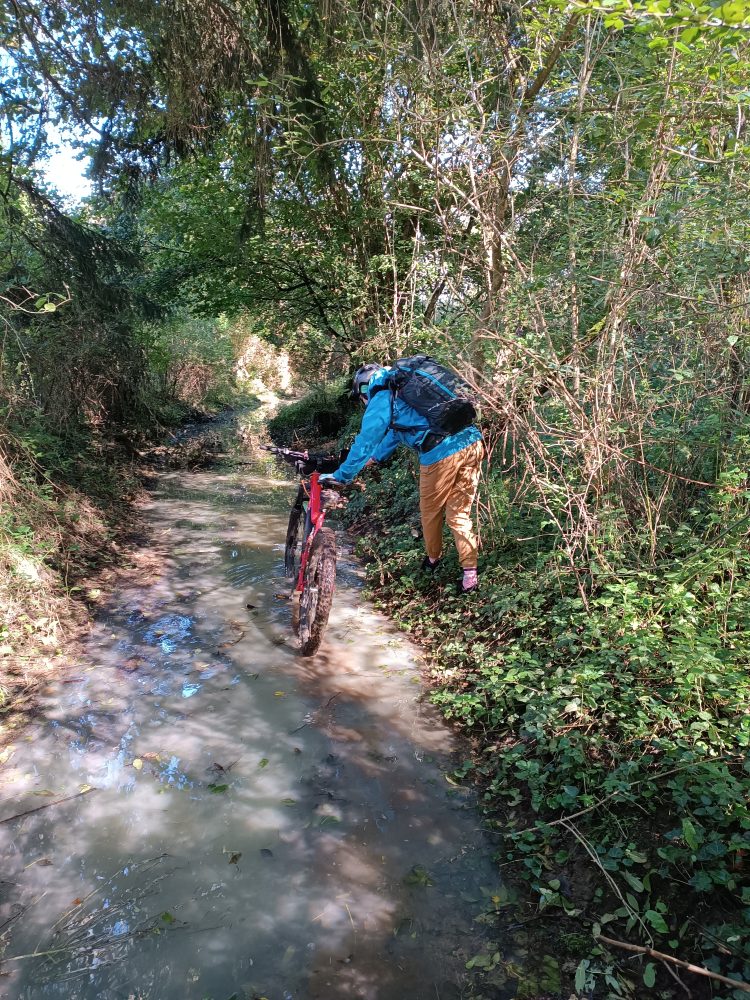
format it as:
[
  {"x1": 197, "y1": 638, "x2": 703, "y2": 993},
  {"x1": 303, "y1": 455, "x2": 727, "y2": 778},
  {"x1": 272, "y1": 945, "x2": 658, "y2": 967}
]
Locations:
[{"x1": 0, "y1": 421, "x2": 522, "y2": 1000}]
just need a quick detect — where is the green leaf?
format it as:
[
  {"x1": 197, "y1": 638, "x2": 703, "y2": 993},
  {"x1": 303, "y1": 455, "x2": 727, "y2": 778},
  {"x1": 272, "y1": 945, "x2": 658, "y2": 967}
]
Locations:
[
  {"x1": 682, "y1": 818, "x2": 700, "y2": 851},
  {"x1": 160, "y1": 911, "x2": 175, "y2": 924},
  {"x1": 207, "y1": 783, "x2": 229, "y2": 793},
  {"x1": 258, "y1": 757, "x2": 269, "y2": 768},
  {"x1": 643, "y1": 962, "x2": 656, "y2": 988},
  {"x1": 717, "y1": 1, "x2": 748, "y2": 25},
  {"x1": 575, "y1": 959, "x2": 590, "y2": 991},
  {"x1": 622, "y1": 871, "x2": 645, "y2": 893},
  {"x1": 645, "y1": 909, "x2": 669, "y2": 934},
  {"x1": 689, "y1": 871, "x2": 713, "y2": 892},
  {"x1": 626, "y1": 849, "x2": 648, "y2": 864}
]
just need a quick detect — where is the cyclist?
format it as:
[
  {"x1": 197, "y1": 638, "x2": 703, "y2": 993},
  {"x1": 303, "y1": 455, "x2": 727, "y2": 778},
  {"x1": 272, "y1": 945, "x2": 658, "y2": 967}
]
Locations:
[{"x1": 320, "y1": 364, "x2": 483, "y2": 594}]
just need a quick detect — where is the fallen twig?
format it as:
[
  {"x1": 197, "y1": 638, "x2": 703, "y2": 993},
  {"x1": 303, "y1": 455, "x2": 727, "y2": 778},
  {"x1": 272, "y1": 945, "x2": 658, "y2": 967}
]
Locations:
[
  {"x1": 0, "y1": 893, "x2": 46, "y2": 934},
  {"x1": 289, "y1": 692, "x2": 341, "y2": 734},
  {"x1": 562, "y1": 820, "x2": 648, "y2": 938},
  {"x1": 289, "y1": 717, "x2": 312, "y2": 735},
  {"x1": 0, "y1": 787, "x2": 96, "y2": 826},
  {"x1": 597, "y1": 934, "x2": 750, "y2": 994}
]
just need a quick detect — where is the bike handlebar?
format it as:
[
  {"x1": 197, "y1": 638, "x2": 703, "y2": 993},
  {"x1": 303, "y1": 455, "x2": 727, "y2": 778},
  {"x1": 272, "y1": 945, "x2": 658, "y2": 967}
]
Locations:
[
  {"x1": 261, "y1": 443, "x2": 344, "y2": 475},
  {"x1": 261, "y1": 444, "x2": 309, "y2": 461}
]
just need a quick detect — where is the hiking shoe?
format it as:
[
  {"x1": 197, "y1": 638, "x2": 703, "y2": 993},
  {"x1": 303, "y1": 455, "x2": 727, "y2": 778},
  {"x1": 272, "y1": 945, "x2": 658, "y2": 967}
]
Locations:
[
  {"x1": 420, "y1": 555, "x2": 441, "y2": 573},
  {"x1": 457, "y1": 570, "x2": 479, "y2": 595}
]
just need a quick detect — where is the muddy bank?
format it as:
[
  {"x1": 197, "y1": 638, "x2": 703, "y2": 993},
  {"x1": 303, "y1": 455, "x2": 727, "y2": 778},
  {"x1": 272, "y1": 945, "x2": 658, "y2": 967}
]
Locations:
[{"x1": 0, "y1": 405, "x2": 244, "y2": 745}]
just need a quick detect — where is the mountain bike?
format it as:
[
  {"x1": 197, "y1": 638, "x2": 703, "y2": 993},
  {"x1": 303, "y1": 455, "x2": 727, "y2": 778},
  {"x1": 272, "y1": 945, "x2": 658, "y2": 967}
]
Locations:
[{"x1": 262, "y1": 445, "x2": 350, "y2": 656}]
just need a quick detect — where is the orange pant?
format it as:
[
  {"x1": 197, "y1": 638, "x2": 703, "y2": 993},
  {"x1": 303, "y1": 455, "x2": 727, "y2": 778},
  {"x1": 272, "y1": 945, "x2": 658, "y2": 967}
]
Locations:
[{"x1": 419, "y1": 440, "x2": 483, "y2": 569}]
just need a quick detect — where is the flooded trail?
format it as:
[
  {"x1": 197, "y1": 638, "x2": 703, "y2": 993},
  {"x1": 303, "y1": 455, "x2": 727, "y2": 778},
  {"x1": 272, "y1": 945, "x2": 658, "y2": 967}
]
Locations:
[{"x1": 0, "y1": 427, "x2": 517, "y2": 1000}]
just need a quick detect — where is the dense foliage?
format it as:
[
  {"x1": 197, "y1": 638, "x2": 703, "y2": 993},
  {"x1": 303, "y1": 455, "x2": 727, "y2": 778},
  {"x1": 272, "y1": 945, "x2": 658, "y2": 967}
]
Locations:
[
  {"x1": 2, "y1": 0, "x2": 750, "y2": 995},
  {"x1": 265, "y1": 391, "x2": 750, "y2": 997}
]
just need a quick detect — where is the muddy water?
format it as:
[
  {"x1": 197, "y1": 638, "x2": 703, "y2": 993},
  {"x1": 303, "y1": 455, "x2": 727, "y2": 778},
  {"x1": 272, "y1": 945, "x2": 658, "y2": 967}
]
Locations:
[{"x1": 0, "y1": 436, "x2": 516, "y2": 1000}]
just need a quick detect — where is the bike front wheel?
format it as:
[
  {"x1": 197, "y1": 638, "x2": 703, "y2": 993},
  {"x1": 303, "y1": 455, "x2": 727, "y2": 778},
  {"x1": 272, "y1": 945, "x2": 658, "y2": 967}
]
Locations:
[
  {"x1": 284, "y1": 487, "x2": 307, "y2": 577},
  {"x1": 298, "y1": 527, "x2": 337, "y2": 656}
]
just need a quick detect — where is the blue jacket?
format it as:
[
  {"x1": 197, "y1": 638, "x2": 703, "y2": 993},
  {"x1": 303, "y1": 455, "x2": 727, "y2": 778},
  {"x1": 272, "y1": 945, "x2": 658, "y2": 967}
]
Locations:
[{"x1": 331, "y1": 369, "x2": 482, "y2": 484}]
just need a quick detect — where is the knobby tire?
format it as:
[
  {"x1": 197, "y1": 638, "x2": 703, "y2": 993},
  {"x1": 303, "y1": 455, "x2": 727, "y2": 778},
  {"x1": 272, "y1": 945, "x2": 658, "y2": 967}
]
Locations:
[
  {"x1": 298, "y1": 527, "x2": 337, "y2": 656},
  {"x1": 284, "y1": 491, "x2": 305, "y2": 577}
]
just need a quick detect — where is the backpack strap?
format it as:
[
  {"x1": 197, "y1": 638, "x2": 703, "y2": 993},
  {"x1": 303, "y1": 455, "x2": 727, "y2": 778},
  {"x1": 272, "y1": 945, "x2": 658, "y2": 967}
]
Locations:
[
  {"x1": 367, "y1": 374, "x2": 416, "y2": 438},
  {"x1": 367, "y1": 370, "x2": 432, "y2": 448},
  {"x1": 367, "y1": 381, "x2": 391, "y2": 400}
]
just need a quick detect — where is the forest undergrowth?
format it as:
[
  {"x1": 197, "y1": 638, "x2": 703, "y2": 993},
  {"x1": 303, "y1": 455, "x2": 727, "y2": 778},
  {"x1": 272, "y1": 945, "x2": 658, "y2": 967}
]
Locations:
[
  {"x1": 271, "y1": 389, "x2": 750, "y2": 1000},
  {"x1": 0, "y1": 404, "x2": 216, "y2": 740}
]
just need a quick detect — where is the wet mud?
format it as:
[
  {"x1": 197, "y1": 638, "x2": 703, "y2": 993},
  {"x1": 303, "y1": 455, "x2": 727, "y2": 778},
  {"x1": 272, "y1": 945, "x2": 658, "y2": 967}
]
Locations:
[{"x1": 0, "y1": 432, "x2": 520, "y2": 1000}]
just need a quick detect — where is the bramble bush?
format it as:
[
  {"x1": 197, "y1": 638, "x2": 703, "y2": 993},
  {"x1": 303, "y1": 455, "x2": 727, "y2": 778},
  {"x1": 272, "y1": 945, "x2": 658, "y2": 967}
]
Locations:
[{"x1": 339, "y1": 449, "x2": 750, "y2": 999}]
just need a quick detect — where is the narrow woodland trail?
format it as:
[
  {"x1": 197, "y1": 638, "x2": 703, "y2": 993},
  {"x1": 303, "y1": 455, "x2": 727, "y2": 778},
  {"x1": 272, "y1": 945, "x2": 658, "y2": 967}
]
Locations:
[{"x1": 0, "y1": 419, "x2": 524, "y2": 1000}]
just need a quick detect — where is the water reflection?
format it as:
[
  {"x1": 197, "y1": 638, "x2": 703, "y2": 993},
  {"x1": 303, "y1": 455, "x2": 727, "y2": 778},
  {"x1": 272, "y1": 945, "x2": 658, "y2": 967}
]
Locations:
[{"x1": 0, "y1": 427, "x2": 514, "y2": 1000}]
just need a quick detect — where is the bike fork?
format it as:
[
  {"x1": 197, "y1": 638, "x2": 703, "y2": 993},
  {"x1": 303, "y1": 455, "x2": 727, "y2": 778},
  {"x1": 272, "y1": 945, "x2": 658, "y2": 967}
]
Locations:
[{"x1": 291, "y1": 472, "x2": 327, "y2": 631}]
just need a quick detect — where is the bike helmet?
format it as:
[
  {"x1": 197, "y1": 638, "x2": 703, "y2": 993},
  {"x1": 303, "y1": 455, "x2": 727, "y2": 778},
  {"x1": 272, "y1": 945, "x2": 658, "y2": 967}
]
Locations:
[{"x1": 350, "y1": 363, "x2": 384, "y2": 400}]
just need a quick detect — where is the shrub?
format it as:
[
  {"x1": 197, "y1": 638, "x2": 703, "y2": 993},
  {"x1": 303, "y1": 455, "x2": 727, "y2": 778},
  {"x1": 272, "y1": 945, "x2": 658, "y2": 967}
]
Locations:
[
  {"x1": 267, "y1": 379, "x2": 354, "y2": 447},
  {"x1": 340, "y1": 456, "x2": 750, "y2": 997}
]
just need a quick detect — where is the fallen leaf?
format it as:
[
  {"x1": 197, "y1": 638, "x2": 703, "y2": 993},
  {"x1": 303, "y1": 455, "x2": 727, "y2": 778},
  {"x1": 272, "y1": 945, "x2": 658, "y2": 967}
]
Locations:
[
  {"x1": 32, "y1": 789, "x2": 55, "y2": 797},
  {"x1": 208, "y1": 783, "x2": 229, "y2": 793},
  {"x1": 0, "y1": 745, "x2": 16, "y2": 765},
  {"x1": 403, "y1": 864, "x2": 434, "y2": 887},
  {"x1": 258, "y1": 758, "x2": 269, "y2": 768},
  {"x1": 72, "y1": 898, "x2": 83, "y2": 906},
  {"x1": 228, "y1": 852, "x2": 241, "y2": 865},
  {"x1": 274, "y1": 691, "x2": 286, "y2": 698},
  {"x1": 281, "y1": 797, "x2": 296, "y2": 806},
  {"x1": 160, "y1": 911, "x2": 175, "y2": 924},
  {"x1": 132, "y1": 758, "x2": 143, "y2": 770}
]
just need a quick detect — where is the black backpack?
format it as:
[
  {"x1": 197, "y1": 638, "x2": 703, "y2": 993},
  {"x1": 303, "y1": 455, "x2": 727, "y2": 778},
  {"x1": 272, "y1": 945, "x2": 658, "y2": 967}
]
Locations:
[{"x1": 372, "y1": 355, "x2": 477, "y2": 438}]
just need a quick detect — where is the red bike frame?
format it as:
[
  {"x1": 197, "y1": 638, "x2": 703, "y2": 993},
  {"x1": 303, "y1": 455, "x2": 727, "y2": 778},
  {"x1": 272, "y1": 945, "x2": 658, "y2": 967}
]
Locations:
[{"x1": 294, "y1": 471, "x2": 326, "y2": 595}]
